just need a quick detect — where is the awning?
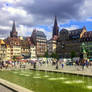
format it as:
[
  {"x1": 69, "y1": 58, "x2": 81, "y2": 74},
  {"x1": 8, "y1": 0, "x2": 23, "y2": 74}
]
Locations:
[
  {"x1": 89, "y1": 58, "x2": 92, "y2": 61},
  {"x1": 16, "y1": 56, "x2": 24, "y2": 59},
  {"x1": 19, "y1": 60, "x2": 28, "y2": 62}
]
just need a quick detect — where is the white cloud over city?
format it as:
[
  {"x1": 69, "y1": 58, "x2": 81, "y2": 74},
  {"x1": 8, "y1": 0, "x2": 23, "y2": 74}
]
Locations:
[{"x1": 0, "y1": 0, "x2": 92, "y2": 39}]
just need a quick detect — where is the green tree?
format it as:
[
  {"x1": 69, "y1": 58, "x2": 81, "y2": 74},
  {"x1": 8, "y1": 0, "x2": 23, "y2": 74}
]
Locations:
[
  {"x1": 13, "y1": 56, "x2": 17, "y2": 61},
  {"x1": 71, "y1": 51, "x2": 76, "y2": 59},
  {"x1": 44, "y1": 51, "x2": 49, "y2": 58},
  {"x1": 51, "y1": 52, "x2": 59, "y2": 60}
]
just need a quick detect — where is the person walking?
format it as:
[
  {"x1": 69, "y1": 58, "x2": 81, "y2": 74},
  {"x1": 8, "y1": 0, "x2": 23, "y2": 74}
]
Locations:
[
  {"x1": 56, "y1": 60, "x2": 59, "y2": 69},
  {"x1": 62, "y1": 63, "x2": 64, "y2": 69}
]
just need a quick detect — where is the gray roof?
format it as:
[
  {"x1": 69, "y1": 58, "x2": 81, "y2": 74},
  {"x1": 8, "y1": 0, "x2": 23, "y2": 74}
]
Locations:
[
  {"x1": 69, "y1": 28, "x2": 83, "y2": 35},
  {"x1": 36, "y1": 31, "x2": 46, "y2": 38}
]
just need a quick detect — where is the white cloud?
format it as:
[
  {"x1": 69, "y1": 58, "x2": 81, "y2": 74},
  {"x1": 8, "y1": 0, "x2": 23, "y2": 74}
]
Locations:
[
  {"x1": 2, "y1": 6, "x2": 27, "y2": 17},
  {"x1": 0, "y1": 0, "x2": 21, "y2": 4},
  {"x1": 86, "y1": 18, "x2": 92, "y2": 22},
  {"x1": 17, "y1": 25, "x2": 52, "y2": 39},
  {"x1": 17, "y1": 25, "x2": 33, "y2": 37},
  {"x1": 0, "y1": 0, "x2": 91, "y2": 40},
  {"x1": 35, "y1": 28, "x2": 52, "y2": 40},
  {"x1": 0, "y1": 25, "x2": 11, "y2": 30},
  {"x1": 80, "y1": 0, "x2": 92, "y2": 20},
  {"x1": 62, "y1": 25, "x2": 79, "y2": 30}
]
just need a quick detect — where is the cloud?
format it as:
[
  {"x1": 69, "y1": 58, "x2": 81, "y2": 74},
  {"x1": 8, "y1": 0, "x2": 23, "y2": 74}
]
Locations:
[
  {"x1": 2, "y1": 7, "x2": 27, "y2": 17},
  {"x1": 64, "y1": 25, "x2": 79, "y2": 30},
  {"x1": 0, "y1": 0, "x2": 92, "y2": 39},
  {"x1": 17, "y1": 0, "x2": 84, "y2": 25},
  {"x1": 17, "y1": 25, "x2": 51, "y2": 39},
  {"x1": 79, "y1": 0, "x2": 92, "y2": 20},
  {"x1": 86, "y1": 18, "x2": 92, "y2": 22}
]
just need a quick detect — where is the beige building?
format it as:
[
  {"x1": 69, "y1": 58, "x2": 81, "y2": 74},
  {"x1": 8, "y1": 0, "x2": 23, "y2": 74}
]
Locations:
[
  {"x1": 31, "y1": 29, "x2": 47, "y2": 57},
  {"x1": 5, "y1": 45, "x2": 21, "y2": 60},
  {"x1": 20, "y1": 39, "x2": 30, "y2": 58},
  {"x1": 5, "y1": 45, "x2": 11, "y2": 60},
  {"x1": 47, "y1": 36, "x2": 57, "y2": 55},
  {"x1": 12, "y1": 46, "x2": 21, "y2": 57},
  {"x1": 30, "y1": 45, "x2": 36, "y2": 59},
  {"x1": 0, "y1": 40, "x2": 6, "y2": 61}
]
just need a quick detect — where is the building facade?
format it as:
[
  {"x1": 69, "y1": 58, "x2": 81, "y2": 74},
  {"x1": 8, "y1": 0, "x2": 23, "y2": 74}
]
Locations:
[
  {"x1": 47, "y1": 37, "x2": 57, "y2": 55},
  {"x1": 81, "y1": 31, "x2": 92, "y2": 59},
  {"x1": 5, "y1": 37, "x2": 21, "y2": 59},
  {"x1": 31, "y1": 29, "x2": 47, "y2": 57},
  {"x1": 5, "y1": 21, "x2": 22, "y2": 59},
  {"x1": 0, "y1": 40, "x2": 6, "y2": 61},
  {"x1": 5, "y1": 45, "x2": 11, "y2": 60},
  {"x1": 30, "y1": 45, "x2": 36, "y2": 59},
  {"x1": 47, "y1": 16, "x2": 59, "y2": 55},
  {"x1": 56, "y1": 27, "x2": 87, "y2": 58}
]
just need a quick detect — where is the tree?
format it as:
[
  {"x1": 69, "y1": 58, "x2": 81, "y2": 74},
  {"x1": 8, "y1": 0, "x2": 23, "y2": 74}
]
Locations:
[
  {"x1": 13, "y1": 56, "x2": 17, "y2": 61},
  {"x1": 44, "y1": 51, "x2": 49, "y2": 58},
  {"x1": 71, "y1": 51, "x2": 76, "y2": 59},
  {"x1": 51, "y1": 52, "x2": 59, "y2": 60}
]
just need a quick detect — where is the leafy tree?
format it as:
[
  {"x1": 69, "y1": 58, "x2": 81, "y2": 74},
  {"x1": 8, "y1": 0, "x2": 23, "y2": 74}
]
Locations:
[
  {"x1": 51, "y1": 52, "x2": 59, "y2": 60},
  {"x1": 44, "y1": 51, "x2": 49, "y2": 58},
  {"x1": 13, "y1": 56, "x2": 17, "y2": 61},
  {"x1": 71, "y1": 51, "x2": 76, "y2": 59}
]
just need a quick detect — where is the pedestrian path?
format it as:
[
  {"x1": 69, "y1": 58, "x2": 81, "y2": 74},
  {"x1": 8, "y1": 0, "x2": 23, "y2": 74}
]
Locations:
[
  {"x1": 31, "y1": 64, "x2": 92, "y2": 77},
  {"x1": 0, "y1": 84, "x2": 14, "y2": 92},
  {"x1": 0, "y1": 79, "x2": 33, "y2": 92}
]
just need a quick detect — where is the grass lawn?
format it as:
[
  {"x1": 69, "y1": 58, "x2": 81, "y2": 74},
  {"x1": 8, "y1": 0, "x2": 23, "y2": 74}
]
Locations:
[{"x1": 0, "y1": 70, "x2": 92, "y2": 92}]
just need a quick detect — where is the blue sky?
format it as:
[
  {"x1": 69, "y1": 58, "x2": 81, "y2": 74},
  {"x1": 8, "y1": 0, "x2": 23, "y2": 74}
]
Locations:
[{"x1": 60, "y1": 19, "x2": 92, "y2": 31}]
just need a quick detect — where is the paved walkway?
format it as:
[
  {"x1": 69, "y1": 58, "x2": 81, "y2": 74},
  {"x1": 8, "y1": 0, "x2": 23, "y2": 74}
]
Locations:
[
  {"x1": 30, "y1": 63, "x2": 92, "y2": 77},
  {"x1": 0, "y1": 79, "x2": 33, "y2": 92},
  {"x1": 0, "y1": 84, "x2": 14, "y2": 92}
]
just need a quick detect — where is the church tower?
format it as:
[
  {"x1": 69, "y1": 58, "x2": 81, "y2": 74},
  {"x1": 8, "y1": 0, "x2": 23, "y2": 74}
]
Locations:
[
  {"x1": 52, "y1": 16, "x2": 59, "y2": 37},
  {"x1": 10, "y1": 21, "x2": 18, "y2": 38}
]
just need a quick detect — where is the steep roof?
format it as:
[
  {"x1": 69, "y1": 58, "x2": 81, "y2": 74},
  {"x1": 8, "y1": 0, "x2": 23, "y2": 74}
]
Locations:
[
  {"x1": 12, "y1": 21, "x2": 16, "y2": 32},
  {"x1": 0, "y1": 40, "x2": 5, "y2": 45},
  {"x1": 36, "y1": 31, "x2": 46, "y2": 38},
  {"x1": 69, "y1": 28, "x2": 83, "y2": 35}
]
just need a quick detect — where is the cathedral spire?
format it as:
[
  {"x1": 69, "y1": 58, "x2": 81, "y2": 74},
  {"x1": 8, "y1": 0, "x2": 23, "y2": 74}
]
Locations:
[
  {"x1": 10, "y1": 21, "x2": 17, "y2": 38},
  {"x1": 53, "y1": 16, "x2": 59, "y2": 37},
  {"x1": 12, "y1": 20, "x2": 16, "y2": 32},
  {"x1": 54, "y1": 16, "x2": 57, "y2": 27}
]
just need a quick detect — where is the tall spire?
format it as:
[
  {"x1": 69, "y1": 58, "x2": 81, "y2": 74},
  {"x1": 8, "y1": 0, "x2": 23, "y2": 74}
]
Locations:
[
  {"x1": 54, "y1": 16, "x2": 57, "y2": 27},
  {"x1": 53, "y1": 16, "x2": 59, "y2": 37},
  {"x1": 10, "y1": 20, "x2": 17, "y2": 38},
  {"x1": 12, "y1": 20, "x2": 16, "y2": 32}
]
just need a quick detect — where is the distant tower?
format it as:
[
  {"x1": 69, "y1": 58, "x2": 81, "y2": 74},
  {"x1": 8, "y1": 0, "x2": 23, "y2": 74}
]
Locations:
[
  {"x1": 10, "y1": 21, "x2": 18, "y2": 38},
  {"x1": 52, "y1": 16, "x2": 59, "y2": 37}
]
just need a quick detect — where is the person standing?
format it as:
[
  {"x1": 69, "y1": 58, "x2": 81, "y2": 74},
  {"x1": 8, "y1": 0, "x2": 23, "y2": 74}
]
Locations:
[{"x1": 56, "y1": 60, "x2": 59, "y2": 69}]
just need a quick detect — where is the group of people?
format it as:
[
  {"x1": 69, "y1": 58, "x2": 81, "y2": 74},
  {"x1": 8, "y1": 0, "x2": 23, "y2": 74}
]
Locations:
[
  {"x1": 0, "y1": 61, "x2": 27, "y2": 70},
  {"x1": 0, "y1": 58, "x2": 91, "y2": 71},
  {"x1": 75, "y1": 59, "x2": 89, "y2": 70},
  {"x1": 0, "y1": 61, "x2": 13, "y2": 69}
]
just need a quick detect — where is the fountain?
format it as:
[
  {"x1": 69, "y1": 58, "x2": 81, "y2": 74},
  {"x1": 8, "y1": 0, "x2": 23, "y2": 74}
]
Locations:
[{"x1": 9, "y1": 67, "x2": 92, "y2": 92}]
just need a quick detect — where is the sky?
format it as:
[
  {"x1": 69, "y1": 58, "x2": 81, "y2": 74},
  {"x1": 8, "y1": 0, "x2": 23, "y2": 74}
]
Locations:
[{"x1": 0, "y1": 0, "x2": 92, "y2": 39}]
